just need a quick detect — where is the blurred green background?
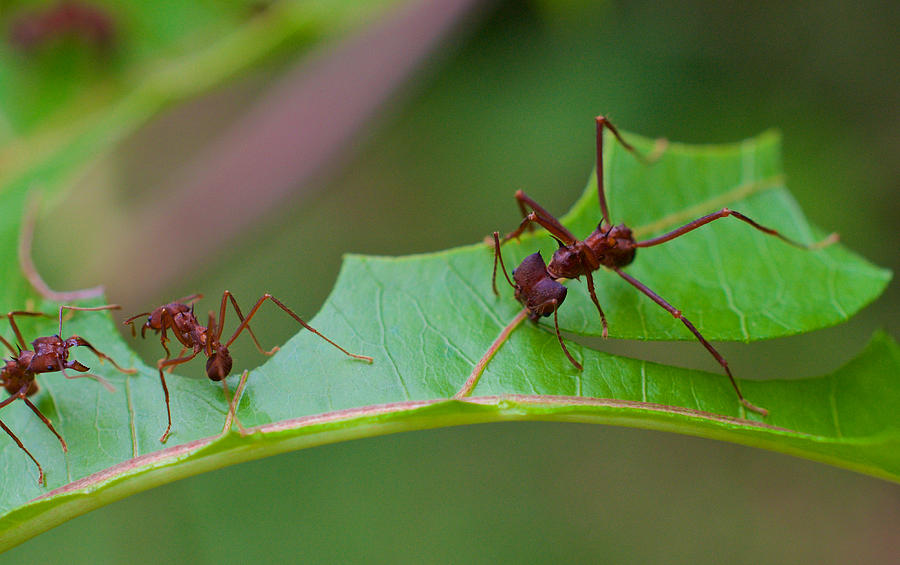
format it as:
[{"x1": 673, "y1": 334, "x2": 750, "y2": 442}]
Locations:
[{"x1": 3, "y1": 0, "x2": 898, "y2": 562}]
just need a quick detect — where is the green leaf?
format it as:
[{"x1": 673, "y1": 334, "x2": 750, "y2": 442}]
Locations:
[
  {"x1": 0, "y1": 0, "x2": 396, "y2": 207},
  {"x1": 0, "y1": 130, "x2": 894, "y2": 550},
  {"x1": 554, "y1": 130, "x2": 890, "y2": 340}
]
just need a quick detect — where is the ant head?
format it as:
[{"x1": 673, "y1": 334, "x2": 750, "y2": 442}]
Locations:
[
  {"x1": 27, "y1": 350, "x2": 73, "y2": 375},
  {"x1": 512, "y1": 252, "x2": 552, "y2": 289},
  {"x1": 206, "y1": 346, "x2": 232, "y2": 382}
]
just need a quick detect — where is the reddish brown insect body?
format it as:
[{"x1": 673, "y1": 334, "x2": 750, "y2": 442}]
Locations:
[
  {"x1": 492, "y1": 234, "x2": 578, "y2": 369},
  {"x1": 9, "y1": 1, "x2": 115, "y2": 52},
  {"x1": 0, "y1": 305, "x2": 134, "y2": 484},
  {"x1": 125, "y1": 292, "x2": 373, "y2": 443},
  {"x1": 495, "y1": 116, "x2": 838, "y2": 416}
]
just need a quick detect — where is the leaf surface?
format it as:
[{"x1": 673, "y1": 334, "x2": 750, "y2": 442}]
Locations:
[{"x1": 0, "y1": 130, "x2": 894, "y2": 550}]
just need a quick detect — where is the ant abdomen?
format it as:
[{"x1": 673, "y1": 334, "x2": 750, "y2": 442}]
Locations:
[{"x1": 206, "y1": 347, "x2": 233, "y2": 382}]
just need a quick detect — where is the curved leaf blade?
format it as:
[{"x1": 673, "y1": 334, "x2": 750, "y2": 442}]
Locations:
[
  {"x1": 0, "y1": 130, "x2": 894, "y2": 549},
  {"x1": 552, "y1": 130, "x2": 890, "y2": 340},
  {"x1": 0, "y1": 0, "x2": 397, "y2": 201}
]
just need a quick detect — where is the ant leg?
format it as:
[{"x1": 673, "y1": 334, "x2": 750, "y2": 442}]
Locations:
[
  {"x1": 492, "y1": 232, "x2": 516, "y2": 295},
  {"x1": 503, "y1": 191, "x2": 579, "y2": 245},
  {"x1": 156, "y1": 350, "x2": 202, "y2": 443},
  {"x1": 0, "y1": 384, "x2": 47, "y2": 483},
  {"x1": 583, "y1": 271, "x2": 609, "y2": 338},
  {"x1": 22, "y1": 397, "x2": 67, "y2": 451},
  {"x1": 224, "y1": 294, "x2": 373, "y2": 363},
  {"x1": 59, "y1": 364, "x2": 115, "y2": 393},
  {"x1": 176, "y1": 293, "x2": 203, "y2": 305},
  {"x1": 66, "y1": 336, "x2": 135, "y2": 374},
  {"x1": 614, "y1": 268, "x2": 767, "y2": 416},
  {"x1": 157, "y1": 367, "x2": 173, "y2": 443},
  {"x1": 217, "y1": 291, "x2": 278, "y2": 356},
  {"x1": 549, "y1": 300, "x2": 582, "y2": 371},
  {"x1": 0, "y1": 385, "x2": 29, "y2": 410},
  {"x1": 595, "y1": 116, "x2": 668, "y2": 226},
  {"x1": 165, "y1": 346, "x2": 188, "y2": 373},
  {"x1": 516, "y1": 197, "x2": 535, "y2": 233},
  {"x1": 0, "y1": 418, "x2": 44, "y2": 485},
  {"x1": 634, "y1": 208, "x2": 838, "y2": 250},
  {"x1": 6, "y1": 311, "x2": 51, "y2": 350},
  {"x1": 1, "y1": 335, "x2": 17, "y2": 355}
]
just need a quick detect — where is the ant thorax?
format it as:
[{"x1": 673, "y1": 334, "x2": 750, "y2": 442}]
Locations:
[
  {"x1": 547, "y1": 223, "x2": 637, "y2": 279},
  {"x1": 28, "y1": 336, "x2": 68, "y2": 373},
  {"x1": 3, "y1": 354, "x2": 38, "y2": 396}
]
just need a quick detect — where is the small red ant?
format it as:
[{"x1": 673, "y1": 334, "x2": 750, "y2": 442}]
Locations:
[
  {"x1": 125, "y1": 292, "x2": 373, "y2": 443},
  {"x1": 494, "y1": 116, "x2": 838, "y2": 416},
  {"x1": 8, "y1": 1, "x2": 115, "y2": 53},
  {"x1": 1, "y1": 304, "x2": 135, "y2": 484}
]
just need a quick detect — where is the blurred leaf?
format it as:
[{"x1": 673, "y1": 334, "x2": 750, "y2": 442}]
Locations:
[
  {"x1": 0, "y1": 129, "x2": 894, "y2": 549},
  {"x1": 0, "y1": 0, "x2": 397, "y2": 204}
]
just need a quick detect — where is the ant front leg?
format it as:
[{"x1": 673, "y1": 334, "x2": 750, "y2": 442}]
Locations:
[
  {"x1": 0, "y1": 383, "x2": 49, "y2": 484},
  {"x1": 502, "y1": 191, "x2": 579, "y2": 246},
  {"x1": 548, "y1": 299, "x2": 582, "y2": 371},
  {"x1": 65, "y1": 334, "x2": 135, "y2": 381},
  {"x1": 633, "y1": 207, "x2": 838, "y2": 250},
  {"x1": 491, "y1": 232, "x2": 516, "y2": 295},
  {"x1": 156, "y1": 349, "x2": 202, "y2": 442},
  {"x1": 614, "y1": 268, "x2": 767, "y2": 416},
  {"x1": 165, "y1": 346, "x2": 188, "y2": 373}
]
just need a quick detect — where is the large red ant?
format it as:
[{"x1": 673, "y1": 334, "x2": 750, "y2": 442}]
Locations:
[
  {"x1": 1, "y1": 304, "x2": 135, "y2": 484},
  {"x1": 125, "y1": 292, "x2": 373, "y2": 443},
  {"x1": 493, "y1": 116, "x2": 838, "y2": 416}
]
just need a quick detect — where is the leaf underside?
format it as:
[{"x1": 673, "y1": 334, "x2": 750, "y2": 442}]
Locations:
[{"x1": 0, "y1": 128, "x2": 893, "y2": 549}]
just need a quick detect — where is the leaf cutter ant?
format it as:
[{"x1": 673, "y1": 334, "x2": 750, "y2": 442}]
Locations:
[
  {"x1": 125, "y1": 292, "x2": 373, "y2": 443},
  {"x1": 0, "y1": 304, "x2": 135, "y2": 484},
  {"x1": 493, "y1": 116, "x2": 838, "y2": 416}
]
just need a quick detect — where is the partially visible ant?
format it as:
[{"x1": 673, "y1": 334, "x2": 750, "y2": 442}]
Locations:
[
  {"x1": 125, "y1": 292, "x2": 373, "y2": 443},
  {"x1": 8, "y1": 0, "x2": 115, "y2": 53},
  {"x1": 0, "y1": 304, "x2": 135, "y2": 484},
  {"x1": 494, "y1": 116, "x2": 838, "y2": 416},
  {"x1": 491, "y1": 232, "x2": 579, "y2": 369}
]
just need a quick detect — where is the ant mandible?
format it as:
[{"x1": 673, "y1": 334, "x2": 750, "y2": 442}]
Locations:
[
  {"x1": 125, "y1": 291, "x2": 373, "y2": 443},
  {"x1": 1, "y1": 304, "x2": 135, "y2": 484},
  {"x1": 494, "y1": 116, "x2": 838, "y2": 416}
]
